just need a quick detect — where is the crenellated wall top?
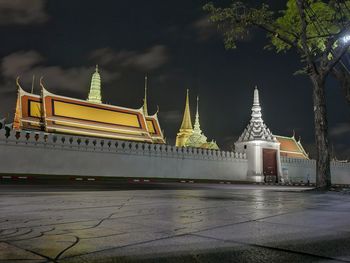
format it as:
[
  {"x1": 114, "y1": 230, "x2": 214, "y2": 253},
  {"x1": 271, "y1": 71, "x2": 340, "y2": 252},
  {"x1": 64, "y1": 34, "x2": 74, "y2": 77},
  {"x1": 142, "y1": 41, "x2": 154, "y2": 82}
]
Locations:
[
  {"x1": 0, "y1": 128, "x2": 247, "y2": 161},
  {"x1": 281, "y1": 156, "x2": 350, "y2": 168}
]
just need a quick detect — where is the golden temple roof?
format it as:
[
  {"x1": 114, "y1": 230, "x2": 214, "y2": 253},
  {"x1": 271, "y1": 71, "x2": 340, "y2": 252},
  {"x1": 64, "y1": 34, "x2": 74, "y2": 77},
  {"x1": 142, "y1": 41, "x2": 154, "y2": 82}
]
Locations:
[{"x1": 275, "y1": 134, "x2": 309, "y2": 159}]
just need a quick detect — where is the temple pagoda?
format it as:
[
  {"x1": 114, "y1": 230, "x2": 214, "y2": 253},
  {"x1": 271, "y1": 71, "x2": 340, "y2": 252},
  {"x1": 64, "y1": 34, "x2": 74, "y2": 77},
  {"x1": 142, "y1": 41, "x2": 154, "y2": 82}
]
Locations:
[{"x1": 176, "y1": 90, "x2": 218, "y2": 149}]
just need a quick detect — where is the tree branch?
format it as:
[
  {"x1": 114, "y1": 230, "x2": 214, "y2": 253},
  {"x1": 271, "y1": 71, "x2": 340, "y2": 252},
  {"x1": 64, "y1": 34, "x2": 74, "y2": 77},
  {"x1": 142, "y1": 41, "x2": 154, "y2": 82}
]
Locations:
[
  {"x1": 252, "y1": 22, "x2": 299, "y2": 49},
  {"x1": 296, "y1": 0, "x2": 318, "y2": 75},
  {"x1": 322, "y1": 21, "x2": 350, "y2": 61},
  {"x1": 323, "y1": 44, "x2": 350, "y2": 76}
]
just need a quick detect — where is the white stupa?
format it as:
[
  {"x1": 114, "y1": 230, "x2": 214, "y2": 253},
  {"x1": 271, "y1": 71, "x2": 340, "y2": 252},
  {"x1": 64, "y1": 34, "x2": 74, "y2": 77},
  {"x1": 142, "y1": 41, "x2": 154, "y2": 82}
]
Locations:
[{"x1": 235, "y1": 87, "x2": 281, "y2": 182}]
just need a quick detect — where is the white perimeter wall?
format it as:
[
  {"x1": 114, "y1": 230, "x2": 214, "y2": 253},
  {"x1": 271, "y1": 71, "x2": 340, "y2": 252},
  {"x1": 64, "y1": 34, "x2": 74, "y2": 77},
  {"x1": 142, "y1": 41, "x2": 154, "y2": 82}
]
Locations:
[
  {"x1": 0, "y1": 129, "x2": 248, "y2": 181},
  {"x1": 281, "y1": 157, "x2": 350, "y2": 185},
  {"x1": 0, "y1": 129, "x2": 349, "y2": 184}
]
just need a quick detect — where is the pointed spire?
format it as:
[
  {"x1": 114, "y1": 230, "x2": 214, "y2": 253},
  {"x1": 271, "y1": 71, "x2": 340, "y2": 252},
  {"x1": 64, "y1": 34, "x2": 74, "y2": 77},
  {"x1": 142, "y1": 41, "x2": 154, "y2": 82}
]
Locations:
[
  {"x1": 253, "y1": 85, "x2": 260, "y2": 106},
  {"x1": 13, "y1": 87, "x2": 21, "y2": 130},
  {"x1": 237, "y1": 86, "x2": 276, "y2": 143},
  {"x1": 143, "y1": 74, "x2": 148, "y2": 116},
  {"x1": 180, "y1": 89, "x2": 193, "y2": 131},
  {"x1": 193, "y1": 96, "x2": 201, "y2": 134},
  {"x1": 251, "y1": 86, "x2": 262, "y2": 121},
  {"x1": 87, "y1": 65, "x2": 102, "y2": 104}
]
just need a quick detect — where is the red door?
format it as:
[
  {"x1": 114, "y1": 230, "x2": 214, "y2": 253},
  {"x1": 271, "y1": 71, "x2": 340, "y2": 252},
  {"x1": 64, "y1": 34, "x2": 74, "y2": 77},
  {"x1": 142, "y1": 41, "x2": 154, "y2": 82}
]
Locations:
[{"x1": 263, "y1": 149, "x2": 277, "y2": 182}]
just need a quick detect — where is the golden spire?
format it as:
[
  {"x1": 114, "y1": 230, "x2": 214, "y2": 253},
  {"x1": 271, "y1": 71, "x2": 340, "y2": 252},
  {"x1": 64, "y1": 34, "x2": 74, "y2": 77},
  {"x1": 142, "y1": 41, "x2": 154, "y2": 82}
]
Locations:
[
  {"x1": 175, "y1": 89, "x2": 194, "y2": 147},
  {"x1": 180, "y1": 89, "x2": 193, "y2": 131},
  {"x1": 143, "y1": 74, "x2": 148, "y2": 116}
]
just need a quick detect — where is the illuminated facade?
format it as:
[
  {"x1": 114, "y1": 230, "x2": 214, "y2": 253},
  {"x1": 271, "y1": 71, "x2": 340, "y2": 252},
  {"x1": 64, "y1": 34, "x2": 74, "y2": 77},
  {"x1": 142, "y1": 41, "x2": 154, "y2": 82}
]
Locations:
[
  {"x1": 13, "y1": 68, "x2": 165, "y2": 144},
  {"x1": 176, "y1": 90, "x2": 219, "y2": 149}
]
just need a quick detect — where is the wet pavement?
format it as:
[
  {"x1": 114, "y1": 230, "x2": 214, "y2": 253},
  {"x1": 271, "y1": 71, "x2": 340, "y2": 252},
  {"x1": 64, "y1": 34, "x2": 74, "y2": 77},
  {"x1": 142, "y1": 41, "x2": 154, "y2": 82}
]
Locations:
[{"x1": 0, "y1": 182, "x2": 350, "y2": 262}]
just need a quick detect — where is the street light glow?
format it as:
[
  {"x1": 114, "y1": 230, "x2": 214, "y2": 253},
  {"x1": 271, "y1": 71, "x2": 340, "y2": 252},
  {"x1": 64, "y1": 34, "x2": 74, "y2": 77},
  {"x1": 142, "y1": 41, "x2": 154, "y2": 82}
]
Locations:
[{"x1": 342, "y1": 35, "x2": 350, "y2": 43}]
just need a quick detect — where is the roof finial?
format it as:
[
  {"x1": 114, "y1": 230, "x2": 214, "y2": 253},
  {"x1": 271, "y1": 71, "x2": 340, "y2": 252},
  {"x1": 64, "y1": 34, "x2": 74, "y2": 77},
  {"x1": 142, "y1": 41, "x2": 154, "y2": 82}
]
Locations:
[
  {"x1": 253, "y1": 85, "x2": 260, "y2": 106},
  {"x1": 31, "y1": 75, "x2": 35, "y2": 94},
  {"x1": 39, "y1": 76, "x2": 44, "y2": 89},
  {"x1": 95, "y1": 64, "x2": 99, "y2": 73},
  {"x1": 143, "y1": 74, "x2": 148, "y2": 116},
  {"x1": 292, "y1": 129, "x2": 295, "y2": 138},
  {"x1": 15, "y1": 76, "x2": 22, "y2": 90}
]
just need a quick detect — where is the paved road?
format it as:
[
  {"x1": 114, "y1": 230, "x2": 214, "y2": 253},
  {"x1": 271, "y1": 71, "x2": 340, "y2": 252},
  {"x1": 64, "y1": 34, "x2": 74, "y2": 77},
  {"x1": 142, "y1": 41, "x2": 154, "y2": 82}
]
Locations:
[{"x1": 0, "y1": 182, "x2": 350, "y2": 262}]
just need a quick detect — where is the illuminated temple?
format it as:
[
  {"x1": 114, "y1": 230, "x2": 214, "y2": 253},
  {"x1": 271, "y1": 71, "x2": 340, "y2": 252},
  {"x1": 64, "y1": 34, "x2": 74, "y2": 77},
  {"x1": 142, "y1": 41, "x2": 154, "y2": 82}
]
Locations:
[
  {"x1": 11, "y1": 65, "x2": 310, "y2": 156},
  {"x1": 13, "y1": 67, "x2": 165, "y2": 144},
  {"x1": 175, "y1": 90, "x2": 219, "y2": 149}
]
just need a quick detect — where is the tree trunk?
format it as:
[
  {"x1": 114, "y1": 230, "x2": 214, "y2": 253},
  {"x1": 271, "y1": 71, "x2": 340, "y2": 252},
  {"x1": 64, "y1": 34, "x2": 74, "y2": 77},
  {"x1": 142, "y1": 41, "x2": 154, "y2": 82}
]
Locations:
[{"x1": 310, "y1": 75, "x2": 331, "y2": 189}]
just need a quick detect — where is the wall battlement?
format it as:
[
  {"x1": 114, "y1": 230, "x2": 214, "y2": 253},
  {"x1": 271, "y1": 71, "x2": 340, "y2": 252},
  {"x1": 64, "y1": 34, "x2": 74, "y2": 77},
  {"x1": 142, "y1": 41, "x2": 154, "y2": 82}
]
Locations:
[
  {"x1": 281, "y1": 156, "x2": 350, "y2": 168},
  {"x1": 0, "y1": 127, "x2": 348, "y2": 184},
  {"x1": 0, "y1": 129, "x2": 247, "y2": 162}
]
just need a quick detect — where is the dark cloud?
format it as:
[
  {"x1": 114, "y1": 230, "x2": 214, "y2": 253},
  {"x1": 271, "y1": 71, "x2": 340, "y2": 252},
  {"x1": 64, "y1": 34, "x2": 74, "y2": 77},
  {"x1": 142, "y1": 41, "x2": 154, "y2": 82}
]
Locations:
[
  {"x1": 0, "y1": 0, "x2": 48, "y2": 25},
  {"x1": 0, "y1": 50, "x2": 120, "y2": 97},
  {"x1": 90, "y1": 45, "x2": 169, "y2": 71},
  {"x1": 160, "y1": 110, "x2": 182, "y2": 124},
  {"x1": 191, "y1": 16, "x2": 217, "y2": 42},
  {"x1": 330, "y1": 123, "x2": 350, "y2": 137},
  {"x1": 1, "y1": 51, "x2": 44, "y2": 77}
]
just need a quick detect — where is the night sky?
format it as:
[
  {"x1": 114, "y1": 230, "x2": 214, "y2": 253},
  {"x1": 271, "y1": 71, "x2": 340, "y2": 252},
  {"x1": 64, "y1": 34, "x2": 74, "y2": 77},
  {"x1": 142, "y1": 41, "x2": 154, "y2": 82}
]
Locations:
[{"x1": 0, "y1": 0, "x2": 349, "y2": 158}]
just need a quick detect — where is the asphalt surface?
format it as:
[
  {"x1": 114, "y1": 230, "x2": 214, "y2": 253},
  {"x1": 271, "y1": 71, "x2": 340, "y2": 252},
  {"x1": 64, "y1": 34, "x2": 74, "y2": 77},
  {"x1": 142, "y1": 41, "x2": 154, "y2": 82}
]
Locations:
[{"x1": 1, "y1": 181, "x2": 350, "y2": 262}]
